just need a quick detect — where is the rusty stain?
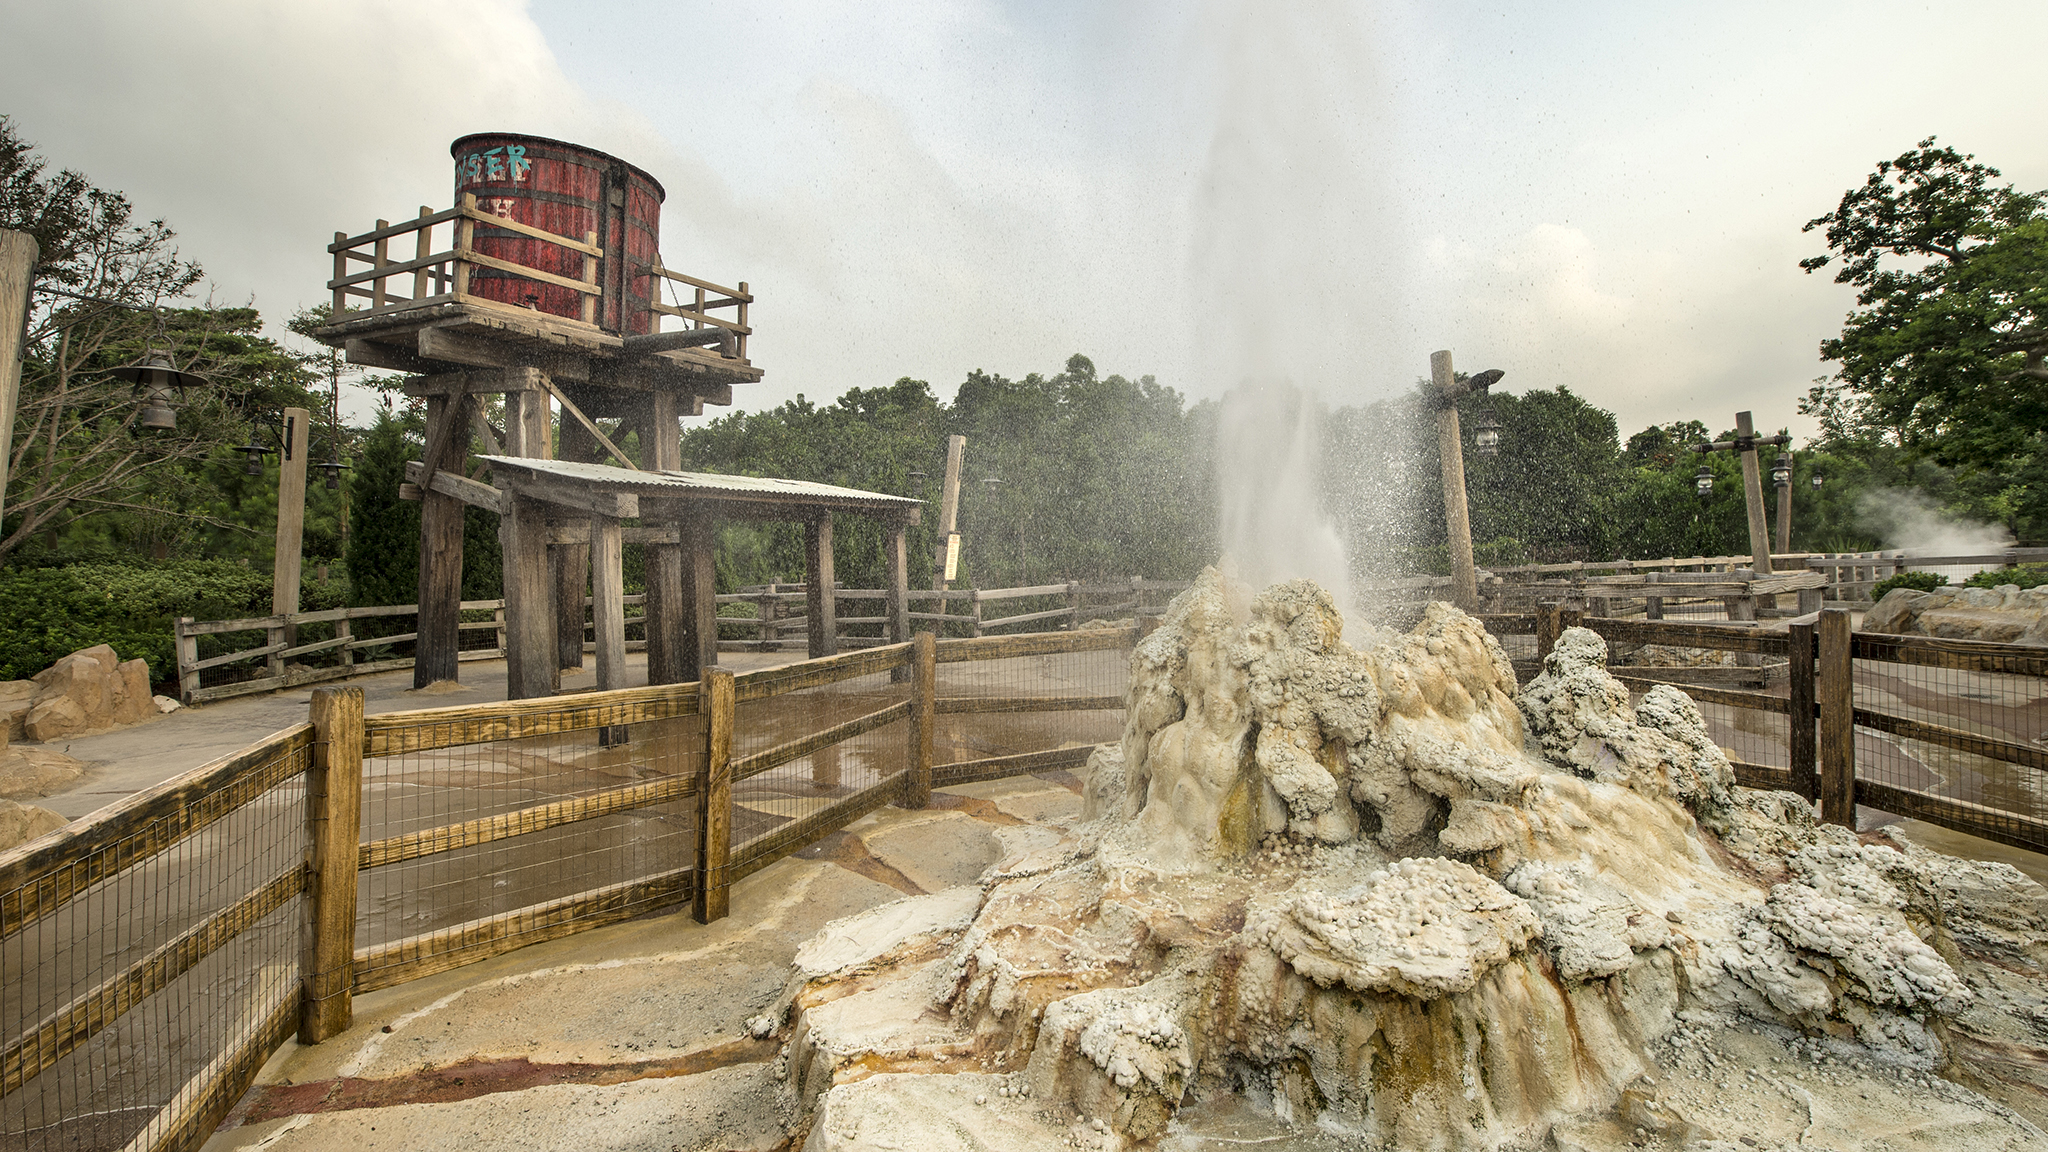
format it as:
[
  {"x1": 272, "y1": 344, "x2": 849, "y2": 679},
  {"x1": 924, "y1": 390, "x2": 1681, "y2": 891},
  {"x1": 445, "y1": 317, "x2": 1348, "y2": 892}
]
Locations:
[
  {"x1": 223, "y1": 1038, "x2": 775, "y2": 1127},
  {"x1": 928, "y1": 792, "x2": 1027, "y2": 825},
  {"x1": 794, "y1": 829, "x2": 926, "y2": 895},
  {"x1": 1032, "y1": 769, "x2": 1087, "y2": 794}
]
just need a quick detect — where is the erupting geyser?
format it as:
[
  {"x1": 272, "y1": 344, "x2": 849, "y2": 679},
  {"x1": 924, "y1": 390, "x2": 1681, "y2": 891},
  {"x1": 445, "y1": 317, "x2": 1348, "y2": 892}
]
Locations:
[{"x1": 771, "y1": 572, "x2": 2048, "y2": 1151}]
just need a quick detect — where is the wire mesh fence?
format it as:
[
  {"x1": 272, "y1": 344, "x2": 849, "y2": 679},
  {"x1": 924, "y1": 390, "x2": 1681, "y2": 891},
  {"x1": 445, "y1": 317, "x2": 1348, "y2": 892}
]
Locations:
[
  {"x1": 0, "y1": 727, "x2": 312, "y2": 1152},
  {"x1": 354, "y1": 690, "x2": 704, "y2": 991}
]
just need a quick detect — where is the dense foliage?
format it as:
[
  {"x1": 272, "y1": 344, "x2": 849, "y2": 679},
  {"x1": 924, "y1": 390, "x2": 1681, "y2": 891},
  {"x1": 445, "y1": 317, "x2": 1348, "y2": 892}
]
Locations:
[
  {"x1": 1872, "y1": 571, "x2": 1947, "y2": 601},
  {"x1": 1959, "y1": 564, "x2": 2048, "y2": 591}
]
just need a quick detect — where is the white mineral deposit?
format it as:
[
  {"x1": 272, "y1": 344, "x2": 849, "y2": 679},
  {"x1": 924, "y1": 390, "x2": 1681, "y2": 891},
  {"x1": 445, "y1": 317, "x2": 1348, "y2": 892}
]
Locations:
[{"x1": 776, "y1": 571, "x2": 2048, "y2": 1151}]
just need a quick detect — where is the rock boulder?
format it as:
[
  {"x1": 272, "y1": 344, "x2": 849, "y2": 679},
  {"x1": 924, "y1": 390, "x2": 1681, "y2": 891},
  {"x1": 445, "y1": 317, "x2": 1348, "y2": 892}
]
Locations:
[
  {"x1": 1864, "y1": 583, "x2": 2048, "y2": 645},
  {"x1": 20, "y1": 644, "x2": 162, "y2": 742}
]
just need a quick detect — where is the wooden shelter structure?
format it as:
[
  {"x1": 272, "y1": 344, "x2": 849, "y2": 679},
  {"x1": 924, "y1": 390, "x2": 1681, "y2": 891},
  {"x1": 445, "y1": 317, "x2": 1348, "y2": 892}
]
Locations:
[{"x1": 471, "y1": 457, "x2": 921, "y2": 699}]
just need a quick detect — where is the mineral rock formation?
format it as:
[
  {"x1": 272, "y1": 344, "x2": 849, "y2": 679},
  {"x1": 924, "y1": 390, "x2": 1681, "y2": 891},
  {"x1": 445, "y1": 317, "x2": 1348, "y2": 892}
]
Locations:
[
  {"x1": 0, "y1": 799, "x2": 67, "y2": 852},
  {"x1": 1864, "y1": 583, "x2": 2048, "y2": 645},
  {"x1": 781, "y1": 570, "x2": 2048, "y2": 1151}
]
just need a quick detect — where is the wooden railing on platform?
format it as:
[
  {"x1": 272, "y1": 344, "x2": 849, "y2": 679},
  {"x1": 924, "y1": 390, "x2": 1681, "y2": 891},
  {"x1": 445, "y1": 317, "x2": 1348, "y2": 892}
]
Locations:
[
  {"x1": 328, "y1": 194, "x2": 602, "y2": 325},
  {"x1": 648, "y1": 262, "x2": 751, "y2": 363}
]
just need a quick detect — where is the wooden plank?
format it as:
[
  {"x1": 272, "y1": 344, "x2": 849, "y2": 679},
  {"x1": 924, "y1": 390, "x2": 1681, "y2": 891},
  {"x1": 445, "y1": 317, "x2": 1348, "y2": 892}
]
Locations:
[
  {"x1": 186, "y1": 643, "x2": 288, "y2": 673},
  {"x1": 905, "y1": 633, "x2": 936, "y2": 810},
  {"x1": 500, "y1": 493, "x2": 558, "y2": 700},
  {"x1": 185, "y1": 659, "x2": 416, "y2": 705},
  {"x1": 364, "y1": 681, "x2": 701, "y2": 756},
  {"x1": 696, "y1": 669, "x2": 735, "y2": 923},
  {"x1": 0, "y1": 726, "x2": 311, "y2": 936},
  {"x1": 182, "y1": 614, "x2": 288, "y2": 637},
  {"x1": 733, "y1": 643, "x2": 913, "y2": 702},
  {"x1": 414, "y1": 324, "x2": 592, "y2": 382},
  {"x1": 728, "y1": 772, "x2": 907, "y2": 884},
  {"x1": 1855, "y1": 780, "x2": 2048, "y2": 855},
  {"x1": 1731, "y1": 761, "x2": 1795, "y2": 793},
  {"x1": 137, "y1": 991, "x2": 297, "y2": 1152},
  {"x1": 0, "y1": 862, "x2": 302, "y2": 1098},
  {"x1": 1850, "y1": 633, "x2": 2048, "y2": 677},
  {"x1": 650, "y1": 263, "x2": 752, "y2": 300},
  {"x1": 460, "y1": 202, "x2": 603, "y2": 255},
  {"x1": 300, "y1": 687, "x2": 364, "y2": 1044},
  {"x1": 974, "y1": 583, "x2": 1078, "y2": 601},
  {"x1": 644, "y1": 300, "x2": 751, "y2": 334},
  {"x1": 361, "y1": 772, "x2": 698, "y2": 871},
  {"x1": 934, "y1": 745, "x2": 1096, "y2": 787},
  {"x1": 978, "y1": 606, "x2": 1082, "y2": 631},
  {"x1": 327, "y1": 247, "x2": 460, "y2": 290},
  {"x1": 1787, "y1": 621, "x2": 1818, "y2": 801},
  {"x1": 401, "y1": 366, "x2": 546, "y2": 398},
  {"x1": 1611, "y1": 676, "x2": 1788, "y2": 714},
  {"x1": 1852, "y1": 709, "x2": 2048, "y2": 773},
  {"x1": 352, "y1": 867, "x2": 694, "y2": 995},
  {"x1": 733, "y1": 701, "x2": 911, "y2": 783},
  {"x1": 1580, "y1": 618, "x2": 1788, "y2": 656},
  {"x1": 1818, "y1": 609, "x2": 1855, "y2": 828},
  {"x1": 935, "y1": 627, "x2": 1137, "y2": 665},
  {"x1": 538, "y1": 375, "x2": 639, "y2": 471},
  {"x1": 330, "y1": 207, "x2": 462, "y2": 251},
  {"x1": 458, "y1": 248, "x2": 606, "y2": 298},
  {"x1": 415, "y1": 391, "x2": 470, "y2": 687},
  {"x1": 591, "y1": 514, "x2": 626, "y2": 697},
  {"x1": 929, "y1": 690, "x2": 1130, "y2": 714},
  {"x1": 687, "y1": 515, "x2": 719, "y2": 682}
]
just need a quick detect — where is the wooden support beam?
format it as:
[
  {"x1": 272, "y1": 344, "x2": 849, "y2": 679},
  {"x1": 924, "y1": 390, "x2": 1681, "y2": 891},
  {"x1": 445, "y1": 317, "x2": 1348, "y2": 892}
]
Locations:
[
  {"x1": 0, "y1": 230, "x2": 38, "y2": 537},
  {"x1": 500, "y1": 493, "x2": 558, "y2": 700},
  {"x1": 695, "y1": 667, "x2": 734, "y2": 924},
  {"x1": 1818, "y1": 608, "x2": 1855, "y2": 827},
  {"x1": 415, "y1": 393, "x2": 470, "y2": 688},
  {"x1": 343, "y1": 338, "x2": 436, "y2": 375},
  {"x1": 272, "y1": 408, "x2": 311, "y2": 655},
  {"x1": 300, "y1": 686, "x2": 363, "y2": 1044},
  {"x1": 622, "y1": 328, "x2": 736, "y2": 355},
  {"x1": 591, "y1": 514, "x2": 627, "y2": 744},
  {"x1": 1433, "y1": 351, "x2": 1480, "y2": 612},
  {"x1": 496, "y1": 473, "x2": 637, "y2": 518},
  {"x1": 686, "y1": 514, "x2": 719, "y2": 680},
  {"x1": 807, "y1": 514, "x2": 838, "y2": 659},
  {"x1": 415, "y1": 323, "x2": 591, "y2": 381},
  {"x1": 404, "y1": 460, "x2": 507, "y2": 514},
  {"x1": 538, "y1": 375, "x2": 638, "y2": 470},
  {"x1": 402, "y1": 366, "x2": 546, "y2": 397}
]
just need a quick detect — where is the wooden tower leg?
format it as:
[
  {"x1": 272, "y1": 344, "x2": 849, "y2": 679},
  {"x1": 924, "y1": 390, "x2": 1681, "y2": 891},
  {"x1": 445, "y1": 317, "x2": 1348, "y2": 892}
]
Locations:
[
  {"x1": 806, "y1": 513, "x2": 837, "y2": 659},
  {"x1": 415, "y1": 394, "x2": 470, "y2": 687},
  {"x1": 500, "y1": 493, "x2": 558, "y2": 700},
  {"x1": 554, "y1": 404, "x2": 596, "y2": 672}
]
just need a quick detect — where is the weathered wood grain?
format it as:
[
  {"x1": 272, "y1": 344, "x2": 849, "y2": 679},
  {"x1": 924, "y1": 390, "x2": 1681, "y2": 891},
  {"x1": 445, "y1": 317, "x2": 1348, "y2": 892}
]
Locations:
[
  {"x1": 933, "y1": 745, "x2": 1096, "y2": 787},
  {"x1": 363, "y1": 682, "x2": 700, "y2": 756},
  {"x1": 361, "y1": 772, "x2": 698, "y2": 871},
  {"x1": 300, "y1": 687, "x2": 363, "y2": 1044},
  {"x1": 934, "y1": 628, "x2": 1136, "y2": 664},
  {"x1": 1818, "y1": 609, "x2": 1856, "y2": 828},
  {"x1": 731, "y1": 701, "x2": 910, "y2": 783},
  {"x1": 696, "y1": 669, "x2": 734, "y2": 924},
  {"x1": 934, "y1": 694, "x2": 1126, "y2": 715}
]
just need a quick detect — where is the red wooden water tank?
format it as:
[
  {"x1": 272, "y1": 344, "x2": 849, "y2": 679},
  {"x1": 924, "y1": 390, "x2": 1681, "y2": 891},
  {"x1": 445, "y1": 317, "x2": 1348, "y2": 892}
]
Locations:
[{"x1": 451, "y1": 133, "x2": 664, "y2": 335}]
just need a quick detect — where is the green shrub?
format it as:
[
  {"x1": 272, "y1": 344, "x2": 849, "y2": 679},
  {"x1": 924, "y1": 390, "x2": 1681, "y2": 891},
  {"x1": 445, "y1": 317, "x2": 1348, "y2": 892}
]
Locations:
[
  {"x1": 1960, "y1": 563, "x2": 2048, "y2": 591},
  {"x1": 1871, "y1": 571, "x2": 1947, "y2": 601},
  {"x1": 0, "y1": 560, "x2": 285, "y2": 683}
]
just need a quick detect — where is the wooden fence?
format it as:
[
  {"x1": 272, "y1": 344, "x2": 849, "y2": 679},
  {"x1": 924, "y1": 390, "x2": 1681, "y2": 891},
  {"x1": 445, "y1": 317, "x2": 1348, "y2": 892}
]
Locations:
[
  {"x1": 6, "y1": 626, "x2": 1131, "y2": 1149},
  {"x1": 1490, "y1": 605, "x2": 2048, "y2": 855}
]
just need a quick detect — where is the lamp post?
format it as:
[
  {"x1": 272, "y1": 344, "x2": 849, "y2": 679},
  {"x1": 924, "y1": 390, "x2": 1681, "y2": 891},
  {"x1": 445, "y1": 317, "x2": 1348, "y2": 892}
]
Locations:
[
  {"x1": 1431, "y1": 350, "x2": 1506, "y2": 612},
  {"x1": 1695, "y1": 411, "x2": 1790, "y2": 575},
  {"x1": 1771, "y1": 451, "x2": 1794, "y2": 554},
  {"x1": 931, "y1": 435, "x2": 966, "y2": 594},
  {"x1": 0, "y1": 230, "x2": 36, "y2": 535}
]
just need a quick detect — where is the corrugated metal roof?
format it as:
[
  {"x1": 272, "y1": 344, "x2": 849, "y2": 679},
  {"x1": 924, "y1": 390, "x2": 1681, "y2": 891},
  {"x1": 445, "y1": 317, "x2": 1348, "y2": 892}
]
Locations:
[{"x1": 480, "y1": 456, "x2": 920, "y2": 509}]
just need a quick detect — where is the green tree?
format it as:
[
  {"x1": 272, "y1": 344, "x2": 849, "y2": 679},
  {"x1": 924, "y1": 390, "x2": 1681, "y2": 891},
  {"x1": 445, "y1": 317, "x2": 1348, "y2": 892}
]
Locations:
[{"x1": 1800, "y1": 137, "x2": 2046, "y2": 537}]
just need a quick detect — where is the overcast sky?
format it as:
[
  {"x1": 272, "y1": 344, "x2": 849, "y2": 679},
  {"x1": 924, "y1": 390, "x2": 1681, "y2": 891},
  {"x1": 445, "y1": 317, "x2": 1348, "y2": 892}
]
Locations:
[{"x1": 3, "y1": 0, "x2": 2043, "y2": 440}]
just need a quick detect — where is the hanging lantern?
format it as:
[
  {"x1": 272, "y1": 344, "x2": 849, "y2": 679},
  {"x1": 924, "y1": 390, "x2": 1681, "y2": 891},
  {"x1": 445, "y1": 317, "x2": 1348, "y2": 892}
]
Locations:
[
  {"x1": 1695, "y1": 465, "x2": 1714, "y2": 500},
  {"x1": 111, "y1": 352, "x2": 205, "y2": 432},
  {"x1": 1771, "y1": 452, "x2": 1792, "y2": 487},
  {"x1": 1472, "y1": 407, "x2": 1501, "y2": 457},
  {"x1": 318, "y1": 460, "x2": 349, "y2": 491},
  {"x1": 1810, "y1": 473, "x2": 1824, "y2": 491}
]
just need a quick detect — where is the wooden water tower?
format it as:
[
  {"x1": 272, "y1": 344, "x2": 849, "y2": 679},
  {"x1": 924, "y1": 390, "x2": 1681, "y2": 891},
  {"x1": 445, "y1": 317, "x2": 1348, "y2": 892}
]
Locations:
[{"x1": 311, "y1": 133, "x2": 769, "y2": 695}]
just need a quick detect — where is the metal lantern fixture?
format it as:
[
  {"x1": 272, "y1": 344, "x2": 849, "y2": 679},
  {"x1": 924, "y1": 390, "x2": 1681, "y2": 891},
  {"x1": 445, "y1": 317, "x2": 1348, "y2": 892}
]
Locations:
[
  {"x1": 1695, "y1": 465, "x2": 1714, "y2": 500},
  {"x1": 236, "y1": 415, "x2": 295, "y2": 478},
  {"x1": 317, "y1": 459, "x2": 349, "y2": 491},
  {"x1": 1472, "y1": 407, "x2": 1501, "y2": 457},
  {"x1": 1810, "y1": 473, "x2": 1824, "y2": 491},
  {"x1": 236, "y1": 440, "x2": 271, "y2": 477},
  {"x1": 1771, "y1": 452, "x2": 1793, "y2": 487},
  {"x1": 110, "y1": 352, "x2": 205, "y2": 431}
]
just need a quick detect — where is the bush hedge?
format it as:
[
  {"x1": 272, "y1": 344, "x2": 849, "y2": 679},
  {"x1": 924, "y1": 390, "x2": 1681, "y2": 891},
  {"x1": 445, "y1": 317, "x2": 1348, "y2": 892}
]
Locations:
[
  {"x1": 0, "y1": 560, "x2": 348, "y2": 685},
  {"x1": 1959, "y1": 563, "x2": 2048, "y2": 591},
  {"x1": 1870, "y1": 571, "x2": 1948, "y2": 601}
]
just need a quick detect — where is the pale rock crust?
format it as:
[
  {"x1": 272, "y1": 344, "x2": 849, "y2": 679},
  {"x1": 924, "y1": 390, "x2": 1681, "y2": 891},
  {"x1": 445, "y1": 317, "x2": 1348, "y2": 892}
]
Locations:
[
  {"x1": 1865, "y1": 583, "x2": 2048, "y2": 645},
  {"x1": 0, "y1": 799, "x2": 67, "y2": 852},
  {"x1": 786, "y1": 570, "x2": 2044, "y2": 1152}
]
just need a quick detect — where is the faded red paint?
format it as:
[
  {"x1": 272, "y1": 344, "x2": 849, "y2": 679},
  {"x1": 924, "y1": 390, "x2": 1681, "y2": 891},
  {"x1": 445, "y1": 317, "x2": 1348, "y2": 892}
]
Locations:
[{"x1": 451, "y1": 133, "x2": 664, "y2": 335}]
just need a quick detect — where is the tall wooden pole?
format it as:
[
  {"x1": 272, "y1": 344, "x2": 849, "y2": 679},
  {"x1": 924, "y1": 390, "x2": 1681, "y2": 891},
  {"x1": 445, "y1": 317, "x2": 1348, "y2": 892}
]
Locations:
[
  {"x1": 273, "y1": 407, "x2": 311, "y2": 648},
  {"x1": 1775, "y1": 466, "x2": 1794, "y2": 555},
  {"x1": 1734, "y1": 411, "x2": 1774, "y2": 576},
  {"x1": 1433, "y1": 351, "x2": 1479, "y2": 612},
  {"x1": 0, "y1": 230, "x2": 39, "y2": 537},
  {"x1": 932, "y1": 434, "x2": 965, "y2": 591}
]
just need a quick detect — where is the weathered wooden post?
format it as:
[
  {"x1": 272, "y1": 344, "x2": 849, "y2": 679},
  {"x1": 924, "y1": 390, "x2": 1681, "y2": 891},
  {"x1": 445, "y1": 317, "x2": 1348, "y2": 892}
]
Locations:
[
  {"x1": 273, "y1": 407, "x2": 312, "y2": 658},
  {"x1": 301, "y1": 686, "x2": 364, "y2": 1043},
  {"x1": 1787, "y1": 619, "x2": 1818, "y2": 802},
  {"x1": 175, "y1": 617, "x2": 200, "y2": 704},
  {"x1": 1817, "y1": 608, "x2": 1855, "y2": 827},
  {"x1": 1536, "y1": 601, "x2": 1563, "y2": 664},
  {"x1": 415, "y1": 392, "x2": 472, "y2": 687},
  {"x1": 500, "y1": 493, "x2": 558, "y2": 700},
  {"x1": 592, "y1": 513, "x2": 627, "y2": 743},
  {"x1": 902, "y1": 632, "x2": 936, "y2": 809},
  {"x1": 695, "y1": 666, "x2": 734, "y2": 923},
  {"x1": 806, "y1": 513, "x2": 838, "y2": 658},
  {"x1": 932, "y1": 434, "x2": 966, "y2": 592},
  {"x1": 0, "y1": 230, "x2": 39, "y2": 536}
]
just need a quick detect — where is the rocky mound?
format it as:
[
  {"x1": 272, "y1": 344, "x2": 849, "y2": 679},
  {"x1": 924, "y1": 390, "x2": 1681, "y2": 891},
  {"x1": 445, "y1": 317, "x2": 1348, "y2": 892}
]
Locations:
[
  {"x1": 770, "y1": 570, "x2": 2048, "y2": 1151},
  {"x1": 1864, "y1": 583, "x2": 2048, "y2": 645}
]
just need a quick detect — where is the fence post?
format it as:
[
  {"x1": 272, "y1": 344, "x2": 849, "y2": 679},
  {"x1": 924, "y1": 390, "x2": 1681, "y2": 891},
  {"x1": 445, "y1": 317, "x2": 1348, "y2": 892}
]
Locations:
[
  {"x1": 970, "y1": 590, "x2": 984, "y2": 638},
  {"x1": 175, "y1": 617, "x2": 200, "y2": 703},
  {"x1": 301, "y1": 686, "x2": 364, "y2": 1044},
  {"x1": 1786, "y1": 620, "x2": 1817, "y2": 802},
  {"x1": 1817, "y1": 608, "x2": 1855, "y2": 827},
  {"x1": 1536, "y1": 601, "x2": 1563, "y2": 664},
  {"x1": 758, "y1": 587, "x2": 775, "y2": 650},
  {"x1": 695, "y1": 667, "x2": 735, "y2": 923},
  {"x1": 266, "y1": 616, "x2": 287, "y2": 683},
  {"x1": 902, "y1": 632, "x2": 936, "y2": 809},
  {"x1": 1067, "y1": 581, "x2": 1080, "y2": 631}
]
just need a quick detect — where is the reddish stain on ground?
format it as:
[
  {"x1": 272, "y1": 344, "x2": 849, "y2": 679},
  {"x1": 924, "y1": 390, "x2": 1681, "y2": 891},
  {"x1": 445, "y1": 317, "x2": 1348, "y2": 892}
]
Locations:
[
  {"x1": 795, "y1": 829, "x2": 926, "y2": 894},
  {"x1": 928, "y1": 792, "x2": 1027, "y2": 825},
  {"x1": 223, "y1": 1038, "x2": 775, "y2": 1127},
  {"x1": 1032, "y1": 769, "x2": 1087, "y2": 795}
]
